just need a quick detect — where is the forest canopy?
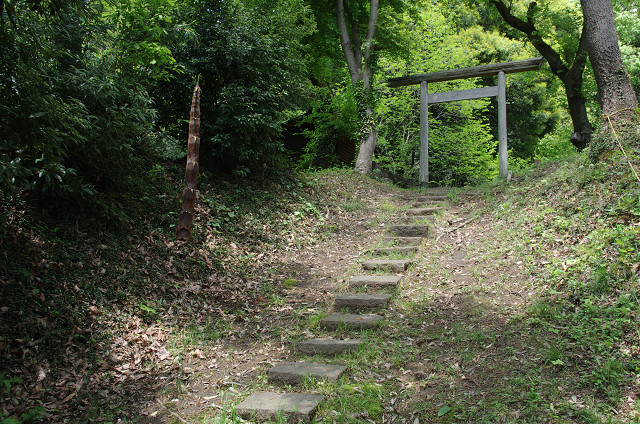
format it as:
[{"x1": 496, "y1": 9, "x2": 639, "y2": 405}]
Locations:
[{"x1": 1, "y1": 0, "x2": 638, "y2": 198}]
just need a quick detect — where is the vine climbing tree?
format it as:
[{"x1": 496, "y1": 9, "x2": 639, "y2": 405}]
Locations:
[{"x1": 333, "y1": 0, "x2": 380, "y2": 175}]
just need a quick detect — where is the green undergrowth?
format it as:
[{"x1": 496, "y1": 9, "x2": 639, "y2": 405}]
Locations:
[
  {"x1": 0, "y1": 165, "x2": 398, "y2": 422},
  {"x1": 199, "y1": 142, "x2": 640, "y2": 424},
  {"x1": 448, "y1": 139, "x2": 640, "y2": 422}
]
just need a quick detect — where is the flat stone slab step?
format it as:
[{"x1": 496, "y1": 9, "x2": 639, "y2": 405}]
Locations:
[
  {"x1": 362, "y1": 259, "x2": 411, "y2": 272},
  {"x1": 370, "y1": 245, "x2": 418, "y2": 256},
  {"x1": 388, "y1": 224, "x2": 429, "y2": 238},
  {"x1": 415, "y1": 195, "x2": 448, "y2": 202},
  {"x1": 320, "y1": 313, "x2": 383, "y2": 330},
  {"x1": 335, "y1": 293, "x2": 392, "y2": 312},
  {"x1": 382, "y1": 236, "x2": 424, "y2": 245},
  {"x1": 406, "y1": 207, "x2": 442, "y2": 216},
  {"x1": 298, "y1": 338, "x2": 362, "y2": 356},
  {"x1": 397, "y1": 189, "x2": 449, "y2": 200},
  {"x1": 396, "y1": 216, "x2": 434, "y2": 225},
  {"x1": 349, "y1": 275, "x2": 401, "y2": 290},
  {"x1": 268, "y1": 362, "x2": 347, "y2": 385},
  {"x1": 235, "y1": 391, "x2": 324, "y2": 424}
]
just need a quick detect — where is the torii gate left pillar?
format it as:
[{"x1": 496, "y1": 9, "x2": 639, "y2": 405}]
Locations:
[{"x1": 389, "y1": 58, "x2": 543, "y2": 186}]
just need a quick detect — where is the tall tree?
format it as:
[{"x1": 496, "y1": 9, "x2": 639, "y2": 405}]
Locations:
[
  {"x1": 580, "y1": 0, "x2": 638, "y2": 127},
  {"x1": 334, "y1": 0, "x2": 379, "y2": 174},
  {"x1": 489, "y1": 0, "x2": 594, "y2": 150}
]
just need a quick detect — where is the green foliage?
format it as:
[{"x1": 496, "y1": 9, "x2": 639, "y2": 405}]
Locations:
[
  {"x1": 300, "y1": 83, "x2": 360, "y2": 169},
  {"x1": 153, "y1": 0, "x2": 315, "y2": 172},
  {"x1": 101, "y1": 0, "x2": 188, "y2": 82},
  {"x1": 373, "y1": 3, "x2": 500, "y2": 185},
  {"x1": 616, "y1": 9, "x2": 640, "y2": 97},
  {"x1": 534, "y1": 122, "x2": 577, "y2": 161},
  {"x1": 0, "y1": 1, "x2": 171, "y2": 200}
]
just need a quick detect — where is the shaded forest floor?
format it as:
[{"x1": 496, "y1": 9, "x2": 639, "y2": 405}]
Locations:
[{"x1": 1, "y1": 155, "x2": 640, "y2": 423}]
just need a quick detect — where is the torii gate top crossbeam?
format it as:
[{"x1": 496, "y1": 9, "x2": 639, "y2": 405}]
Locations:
[{"x1": 387, "y1": 57, "x2": 543, "y2": 88}]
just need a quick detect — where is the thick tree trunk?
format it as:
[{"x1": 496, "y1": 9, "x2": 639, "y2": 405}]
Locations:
[
  {"x1": 334, "y1": 0, "x2": 379, "y2": 174},
  {"x1": 580, "y1": 0, "x2": 637, "y2": 126},
  {"x1": 491, "y1": 0, "x2": 594, "y2": 150},
  {"x1": 355, "y1": 106, "x2": 377, "y2": 174}
]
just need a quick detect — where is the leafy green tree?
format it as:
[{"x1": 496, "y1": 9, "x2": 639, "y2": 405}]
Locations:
[
  {"x1": 153, "y1": 0, "x2": 315, "y2": 172},
  {"x1": 0, "y1": 0, "x2": 181, "y2": 201},
  {"x1": 304, "y1": 0, "x2": 408, "y2": 175},
  {"x1": 299, "y1": 82, "x2": 360, "y2": 169},
  {"x1": 616, "y1": 9, "x2": 640, "y2": 97},
  {"x1": 486, "y1": 0, "x2": 594, "y2": 150},
  {"x1": 374, "y1": 3, "x2": 498, "y2": 185},
  {"x1": 446, "y1": 23, "x2": 563, "y2": 161}
]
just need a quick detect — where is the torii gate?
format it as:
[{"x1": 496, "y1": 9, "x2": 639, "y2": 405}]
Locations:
[{"x1": 388, "y1": 57, "x2": 543, "y2": 186}]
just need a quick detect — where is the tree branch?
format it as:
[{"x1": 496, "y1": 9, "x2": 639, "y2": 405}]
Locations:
[
  {"x1": 344, "y1": 0, "x2": 363, "y2": 68},
  {"x1": 567, "y1": 24, "x2": 588, "y2": 78},
  {"x1": 334, "y1": 0, "x2": 361, "y2": 84},
  {"x1": 362, "y1": 0, "x2": 379, "y2": 90},
  {"x1": 491, "y1": 0, "x2": 569, "y2": 80}
]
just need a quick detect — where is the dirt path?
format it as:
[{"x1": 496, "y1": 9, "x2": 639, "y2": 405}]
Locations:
[
  {"x1": 146, "y1": 187, "x2": 551, "y2": 423},
  {"x1": 142, "y1": 187, "x2": 401, "y2": 422}
]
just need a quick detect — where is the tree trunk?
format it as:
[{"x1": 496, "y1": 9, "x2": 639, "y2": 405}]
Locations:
[
  {"x1": 564, "y1": 60, "x2": 593, "y2": 149},
  {"x1": 563, "y1": 39, "x2": 593, "y2": 150},
  {"x1": 334, "y1": 0, "x2": 379, "y2": 174},
  {"x1": 355, "y1": 106, "x2": 377, "y2": 174},
  {"x1": 491, "y1": 0, "x2": 594, "y2": 150},
  {"x1": 580, "y1": 0, "x2": 638, "y2": 126}
]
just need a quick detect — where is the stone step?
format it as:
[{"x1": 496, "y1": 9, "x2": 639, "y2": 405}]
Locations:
[
  {"x1": 406, "y1": 207, "x2": 442, "y2": 216},
  {"x1": 349, "y1": 275, "x2": 401, "y2": 290},
  {"x1": 370, "y1": 245, "x2": 418, "y2": 256},
  {"x1": 388, "y1": 224, "x2": 429, "y2": 238},
  {"x1": 382, "y1": 236, "x2": 424, "y2": 246},
  {"x1": 415, "y1": 195, "x2": 448, "y2": 202},
  {"x1": 268, "y1": 362, "x2": 347, "y2": 385},
  {"x1": 396, "y1": 216, "x2": 434, "y2": 225},
  {"x1": 320, "y1": 313, "x2": 383, "y2": 330},
  {"x1": 362, "y1": 259, "x2": 411, "y2": 272},
  {"x1": 334, "y1": 293, "x2": 392, "y2": 312},
  {"x1": 298, "y1": 338, "x2": 362, "y2": 356},
  {"x1": 397, "y1": 189, "x2": 449, "y2": 200},
  {"x1": 413, "y1": 203, "x2": 443, "y2": 209},
  {"x1": 235, "y1": 391, "x2": 324, "y2": 424}
]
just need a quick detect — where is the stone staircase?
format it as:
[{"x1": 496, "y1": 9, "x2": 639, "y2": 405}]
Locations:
[{"x1": 233, "y1": 191, "x2": 447, "y2": 423}]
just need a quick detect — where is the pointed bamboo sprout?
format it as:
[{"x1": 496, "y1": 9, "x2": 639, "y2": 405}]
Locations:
[{"x1": 176, "y1": 83, "x2": 201, "y2": 241}]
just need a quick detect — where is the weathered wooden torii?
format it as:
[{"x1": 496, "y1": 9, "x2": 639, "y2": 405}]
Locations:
[{"x1": 388, "y1": 57, "x2": 543, "y2": 186}]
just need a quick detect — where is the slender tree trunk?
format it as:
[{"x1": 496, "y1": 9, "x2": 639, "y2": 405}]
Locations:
[
  {"x1": 491, "y1": 0, "x2": 594, "y2": 150},
  {"x1": 580, "y1": 0, "x2": 638, "y2": 126},
  {"x1": 563, "y1": 38, "x2": 593, "y2": 150},
  {"x1": 176, "y1": 83, "x2": 201, "y2": 241},
  {"x1": 334, "y1": 0, "x2": 379, "y2": 174},
  {"x1": 564, "y1": 61, "x2": 593, "y2": 149}
]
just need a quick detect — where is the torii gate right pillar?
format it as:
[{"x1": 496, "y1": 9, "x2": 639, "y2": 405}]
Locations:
[{"x1": 498, "y1": 71, "x2": 508, "y2": 179}]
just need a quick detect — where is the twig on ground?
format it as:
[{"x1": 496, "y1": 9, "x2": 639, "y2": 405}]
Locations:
[
  {"x1": 160, "y1": 404, "x2": 191, "y2": 424},
  {"x1": 436, "y1": 218, "x2": 475, "y2": 241}
]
